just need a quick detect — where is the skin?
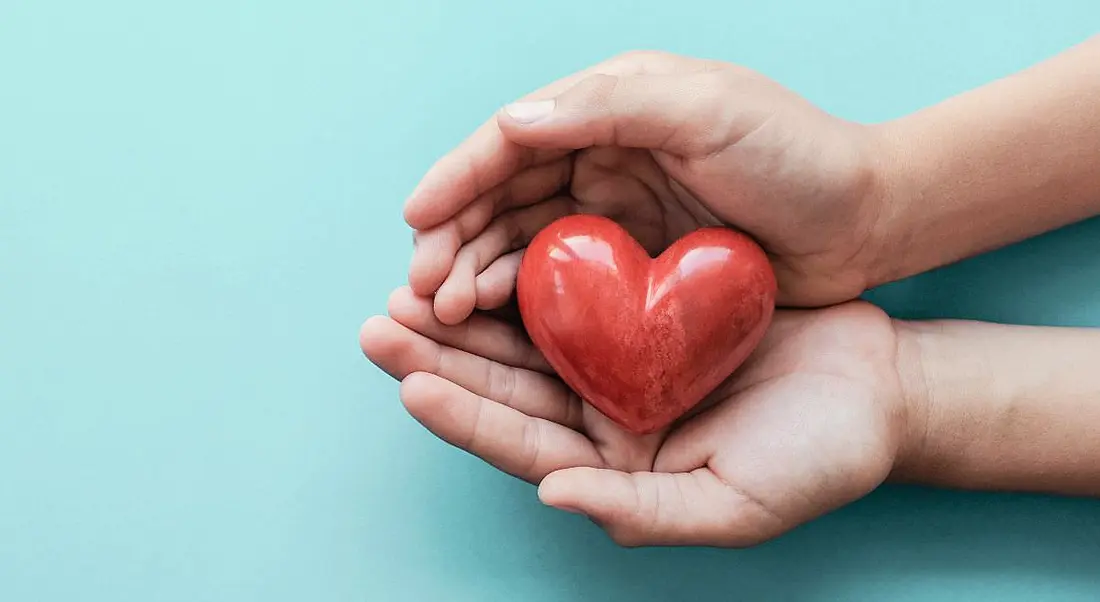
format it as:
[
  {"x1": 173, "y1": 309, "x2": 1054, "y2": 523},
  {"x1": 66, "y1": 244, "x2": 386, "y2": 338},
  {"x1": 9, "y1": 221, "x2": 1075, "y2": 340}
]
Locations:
[
  {"x1": 364, "y1": 288, "x2": 903, "y2": 546},
  {"x1": 363, "y1": 292, "x2": 1100, "y2": 547},
  {"x1": 404, "y1": 51, "x2": 884, "y2": 320},
  {"x1": 893, "y1": 320, "x2": 1100, "y2": 498},
  {"x1": 364, "y1": 35, "x2": 1100, "y2": 546}
]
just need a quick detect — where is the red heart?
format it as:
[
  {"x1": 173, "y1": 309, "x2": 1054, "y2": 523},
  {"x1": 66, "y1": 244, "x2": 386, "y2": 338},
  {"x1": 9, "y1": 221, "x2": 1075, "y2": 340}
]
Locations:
[{"x1": 517, "y1": 215, "x2": 777, "y2": 435}]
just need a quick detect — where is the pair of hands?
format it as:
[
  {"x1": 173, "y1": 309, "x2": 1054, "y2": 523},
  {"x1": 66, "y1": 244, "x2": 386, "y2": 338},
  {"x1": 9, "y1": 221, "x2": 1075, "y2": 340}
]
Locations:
[{"x1": 363, "y1": 51, "x2": 912, "y2": 547}]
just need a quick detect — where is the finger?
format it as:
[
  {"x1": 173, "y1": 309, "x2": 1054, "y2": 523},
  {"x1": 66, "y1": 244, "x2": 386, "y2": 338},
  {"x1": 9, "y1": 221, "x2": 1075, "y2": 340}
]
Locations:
[
  {"x1": 360, "y1": 315, "x2": 580, "y2": 428},
  {"x1": 408, "y1": 158, "x2": 572, "y2": 296},
  {"x1": 481, "y1": 297, "x2": 524, "y2": 329},
  {"x1": 403, "y1": 127, "x2": 566, "y2": 231},
  {"x1": 582, "y1": 404, "x2": 666, "y2": 474},
  {"x1": 498, "y1": 71, "x2": 740, "y2": 156},
  {"x1": 435, "y1": 197, "x2": 575, "y2": 325},
  {"x1": 475, "y1": 250, "x2": 524, "y2": 310},
  {"x1": 538, "y1": 466, "x2": 783, "y2": 547},
  {"x1": 401, "y1": 372, "x2": 603, "y2": 484},
  {"x1": 386, "y1": 285, "x2": 552, "y2": 374},
  {"x1": 404, "y1": 51, "x2": 694, "y2": 231}
]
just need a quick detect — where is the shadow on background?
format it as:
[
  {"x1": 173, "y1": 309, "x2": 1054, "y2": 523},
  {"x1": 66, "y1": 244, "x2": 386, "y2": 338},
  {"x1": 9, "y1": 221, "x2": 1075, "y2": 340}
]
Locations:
[
  {"x1": 865, "y1": 215, "x2": 1100, "y2": 327},
  {"x1": 399, "y1": 448, "x2": 1100, "y2": 602}
]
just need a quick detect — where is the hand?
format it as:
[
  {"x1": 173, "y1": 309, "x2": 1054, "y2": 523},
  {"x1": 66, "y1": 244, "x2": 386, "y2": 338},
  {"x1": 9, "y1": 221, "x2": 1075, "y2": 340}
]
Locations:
[
  {"x1": 403, "y1": 50, "x2": 890, "y2": 323},
  {"x1": 361, "y1": 288, "x2": 908, "y2": 547}
]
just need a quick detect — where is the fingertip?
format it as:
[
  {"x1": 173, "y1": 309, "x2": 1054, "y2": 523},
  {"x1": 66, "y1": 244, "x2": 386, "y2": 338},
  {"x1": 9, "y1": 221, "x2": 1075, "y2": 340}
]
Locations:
[
  {"x1": 399, "y1": 370, "x2": 436, "y2": 395},
  {"x1": 407, "y1": 254, "x2": 446, "y2": 297},
  {"x1": 358, "y1": 315, "x2": 393, "y2": 358},
  {"x1": 407, "y1": 228, "x2": 460, "y2": 296},
  {"x1": 403, "y1": 201, "x2": 426, "y2": 230},
  {"x1": 537, "y1": 467, "x2": 598, "y2": 511},
  {"x1": 538, "y1": 471, "x2": 635, "y2": 546},
  {"x1": 386, "y1": 284, "x2": 412, "y2": 307},
  {"x1": 399, "y1": 372, "x2": 469, "y2": 432},
  {"x1": 386, "y1": 285, "x2": 427, "y2": 321},
  {"x1": 404, "y1": 205, "x2": 450, "y2": 234},
  {"x1": 403, "y1": 175, "x2": 445, "y2": 230},
  {"x1": 398, "y1": 371, "x2": 438, "y2": 416},
  {"x1": 433, "y1": 279, "x2": 477, "y2": 326},
  {"x1": 542, "y1": 468, "x2": 661, "y2": 547},
  {"x1": 537, "y1": 470, "x2": 573, "y2": 510},
  {"x1": 359, "y1": 316, "x2": 423, "y2": 382}
]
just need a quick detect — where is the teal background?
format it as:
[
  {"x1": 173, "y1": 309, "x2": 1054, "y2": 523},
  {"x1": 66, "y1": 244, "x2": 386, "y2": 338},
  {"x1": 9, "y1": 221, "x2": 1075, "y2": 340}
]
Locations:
[{"x1": 3, "y1": 1, "x2": 1100, "y2": 600}]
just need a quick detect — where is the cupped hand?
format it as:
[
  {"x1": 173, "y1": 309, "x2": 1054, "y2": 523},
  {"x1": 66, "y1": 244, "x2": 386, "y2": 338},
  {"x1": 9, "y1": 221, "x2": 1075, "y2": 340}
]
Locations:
[
  {"x1": 404, "y1": 50, "x2": 891, "y2": 323},
  {"x1": 361, "y1": 288, "x2": 908, "y2": 547}
]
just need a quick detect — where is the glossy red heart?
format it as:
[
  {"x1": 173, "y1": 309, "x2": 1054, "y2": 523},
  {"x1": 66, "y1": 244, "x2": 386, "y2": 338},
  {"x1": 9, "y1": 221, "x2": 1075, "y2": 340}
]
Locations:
[{"x1": 517, "y1": 215, "x2": 777, "y2": 435}]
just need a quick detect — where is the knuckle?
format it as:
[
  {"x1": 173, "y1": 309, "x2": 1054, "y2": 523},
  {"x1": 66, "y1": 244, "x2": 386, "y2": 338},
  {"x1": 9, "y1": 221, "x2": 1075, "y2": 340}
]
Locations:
[
  {"x1": 485, "y1": 359, "x2": 516, "y2": 405},
  {"x1": 561, "y1": 389, "x2": 582, "y2": 427},
  {"x1": 501, "y1": 362, "x2": 518, "y2": 405},
  {"x1": 574, "y1": 72, "x2": 621, "y2": 106},
  {"x1": 670, "y1": 73, "x2": 742, "y2": 155},
  {"x1": 429, "y1": 340, "x2": 446, "y2": 374},
  {"x1": 675, "y1": 72, "x2": 732, "y2": 122},
  {"x1": 519, "y1": 419, "x2": 543, "y2": 476},
  {"x1": 463, "y1": 397, "x2": 486, "y2": 450}
]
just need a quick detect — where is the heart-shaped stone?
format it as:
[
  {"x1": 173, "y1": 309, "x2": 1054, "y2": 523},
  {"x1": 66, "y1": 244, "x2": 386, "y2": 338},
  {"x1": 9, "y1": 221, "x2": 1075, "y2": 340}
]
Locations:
[{"x1": 517, "y1": 214, "x2": 777, "y2": 435}]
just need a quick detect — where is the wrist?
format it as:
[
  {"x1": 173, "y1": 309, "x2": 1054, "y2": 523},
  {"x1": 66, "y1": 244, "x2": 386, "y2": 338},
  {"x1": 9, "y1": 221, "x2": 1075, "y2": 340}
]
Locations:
[
  {"x1": 884, "y1": 319, "x2": 1100, "y2": 495},
  {"x1": 886, "y1": 318, "x2": 934, "y2": 482},
  {"x1": 857, "y1": 121, "x2": 922, "y2": 291},
  {"x1": 857, "y1": 36, "x2": 1100, "y2": 292}
]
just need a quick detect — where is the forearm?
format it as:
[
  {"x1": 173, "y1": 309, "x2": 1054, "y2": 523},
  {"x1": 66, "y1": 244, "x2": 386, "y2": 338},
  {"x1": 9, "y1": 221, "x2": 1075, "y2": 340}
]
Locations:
[
  {"x1": 892, "y1": 319, "x2": 1100, "y2": 496},
  {"x1": 869, "y1": 35, "x2": 1100, "y2": 285}
]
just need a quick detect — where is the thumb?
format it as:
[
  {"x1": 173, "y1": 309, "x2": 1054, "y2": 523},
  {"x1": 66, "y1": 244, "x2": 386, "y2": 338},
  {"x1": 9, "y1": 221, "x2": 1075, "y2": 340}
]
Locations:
[
  {"x1": 537, "y1": 466, "x2": 782, "y2": 547},
  {"x1": 497, "y1": 72, "x2": 735, "y2": 156}
]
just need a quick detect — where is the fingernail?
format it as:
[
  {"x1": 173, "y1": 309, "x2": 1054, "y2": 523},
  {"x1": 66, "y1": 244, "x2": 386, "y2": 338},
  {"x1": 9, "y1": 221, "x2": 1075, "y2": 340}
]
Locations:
[{"x1": 503, "y1": 99, "x2": 555, "y2": 124}]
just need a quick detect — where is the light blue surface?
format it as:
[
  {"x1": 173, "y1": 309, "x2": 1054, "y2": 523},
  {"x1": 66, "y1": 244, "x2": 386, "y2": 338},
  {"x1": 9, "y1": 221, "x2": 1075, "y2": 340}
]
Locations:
[{"x1": 3, "y1": 1, "x2": 1100, "y2": 600}]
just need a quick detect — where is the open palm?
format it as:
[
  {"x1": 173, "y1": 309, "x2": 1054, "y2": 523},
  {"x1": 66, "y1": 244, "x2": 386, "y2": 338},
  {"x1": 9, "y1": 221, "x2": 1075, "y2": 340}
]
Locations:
[{"x1": 362, "y1": 287, "x2": 906, "y2": 547}]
